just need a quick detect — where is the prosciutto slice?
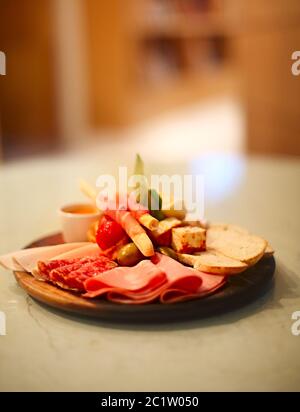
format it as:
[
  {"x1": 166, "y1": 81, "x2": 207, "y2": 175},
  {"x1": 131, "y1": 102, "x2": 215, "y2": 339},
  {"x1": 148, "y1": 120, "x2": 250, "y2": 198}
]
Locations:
[
  {"x1": 0, "y1": 242, "x2": 89, "y2": 272},
  {"x1": 49, "y1": 243, "x2": 102, "y2": 261}
]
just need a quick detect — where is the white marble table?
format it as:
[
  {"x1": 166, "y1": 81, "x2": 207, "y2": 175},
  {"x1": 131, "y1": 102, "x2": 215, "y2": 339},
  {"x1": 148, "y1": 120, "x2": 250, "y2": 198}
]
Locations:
[{"x1": 0, "y1": 151, "x2": 300, "y2": 391}]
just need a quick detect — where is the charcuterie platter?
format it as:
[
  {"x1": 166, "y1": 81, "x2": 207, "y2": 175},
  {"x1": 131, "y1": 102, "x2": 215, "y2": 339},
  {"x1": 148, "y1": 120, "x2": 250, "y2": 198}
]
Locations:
[
  {"x1": 13, "y1": 233, "x2": 275, "y2": 322},
  {"x1": 1, "y1": 155, "x2": 276, "y2": 323}
]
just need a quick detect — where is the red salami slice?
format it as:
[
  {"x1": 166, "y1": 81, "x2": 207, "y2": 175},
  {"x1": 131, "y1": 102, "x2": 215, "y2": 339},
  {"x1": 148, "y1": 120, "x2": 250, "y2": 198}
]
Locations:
[
  {"x1": 37, "y1": 257, "x2": 99, "y2": 280},
  {"x1": 37, "y1": 256, "x2": 117, "y2": 291},
  {"x1": 38, "y1": 259, "x2": 78, "y2": 280}
]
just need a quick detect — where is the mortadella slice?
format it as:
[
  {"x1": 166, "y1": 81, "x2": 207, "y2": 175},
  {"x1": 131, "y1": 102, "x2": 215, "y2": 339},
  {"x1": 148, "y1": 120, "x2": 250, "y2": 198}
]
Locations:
[
  {"x1": 84, "y1": 260, "x2": 167, "y2": 299},
  {"x1": 105, "y1": 253, "x2": 205, "y2": 304},
  {"x1": 151, "y1": 253, "x2": 226, "y2": 303},
  {"x1": 84, "y1": 253, "x2": 226, "y2": 304}
]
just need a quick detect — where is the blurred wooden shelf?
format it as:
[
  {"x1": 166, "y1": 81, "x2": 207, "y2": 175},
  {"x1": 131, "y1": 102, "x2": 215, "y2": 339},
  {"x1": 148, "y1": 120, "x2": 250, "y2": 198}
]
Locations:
[
  {"x1": 133, "y1": 13, "x2": 230, "y2": 38},
  {"x1": 85, "y1": 0, "x2": 240, "y2": 127},
  {"x1": 129, "y1": 65, "x2": 237, "y2": 122}
]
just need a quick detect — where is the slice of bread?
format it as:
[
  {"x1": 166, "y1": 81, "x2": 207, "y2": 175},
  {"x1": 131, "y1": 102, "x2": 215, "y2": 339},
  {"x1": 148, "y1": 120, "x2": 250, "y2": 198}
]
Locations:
[
  {"x1": 206, "y1": 227, "x2": 267, "y2": 266},
  {"x1": 178, "y1": 251, "x2": 248, "y2": 275},
  {"x1": 264, "y1": 243, "x2": 274, "y2": 257}
]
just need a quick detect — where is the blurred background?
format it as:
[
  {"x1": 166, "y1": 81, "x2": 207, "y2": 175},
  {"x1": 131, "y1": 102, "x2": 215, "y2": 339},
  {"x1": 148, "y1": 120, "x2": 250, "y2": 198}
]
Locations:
[{"x1": 0, "y1": 0, "x2": 300, "y2": 162}]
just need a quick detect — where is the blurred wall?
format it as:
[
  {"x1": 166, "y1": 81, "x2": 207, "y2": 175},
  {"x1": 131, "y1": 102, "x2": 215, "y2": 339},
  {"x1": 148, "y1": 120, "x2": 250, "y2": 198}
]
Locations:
[
  {"x1": 0, "y1": 0, "x2": 59, "y2": 158},
  {"x1": 0, "y1": 0, "x2": 300, "y2": 159},
  {"x1": 235, "y1": 0, "x2": 300, "y2": 155}
]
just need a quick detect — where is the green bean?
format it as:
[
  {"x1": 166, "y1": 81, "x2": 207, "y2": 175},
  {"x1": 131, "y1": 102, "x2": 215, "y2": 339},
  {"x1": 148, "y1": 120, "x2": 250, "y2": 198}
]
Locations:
[{"x1": 157, "y1": 247, "x2": 178, "y2": 261}]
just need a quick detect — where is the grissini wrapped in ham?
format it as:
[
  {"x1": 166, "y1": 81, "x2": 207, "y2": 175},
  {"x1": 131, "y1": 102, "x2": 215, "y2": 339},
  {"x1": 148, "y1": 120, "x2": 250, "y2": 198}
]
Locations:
[
  {"x1": 127, "y1": 197, "x2": 159, "y2": 231},
  {"x1": 79, "y1": 178, "x2": 158, "y2": 231},
  {"x1": 104, "y1": 209, "x2": 154, "y2": 257}
]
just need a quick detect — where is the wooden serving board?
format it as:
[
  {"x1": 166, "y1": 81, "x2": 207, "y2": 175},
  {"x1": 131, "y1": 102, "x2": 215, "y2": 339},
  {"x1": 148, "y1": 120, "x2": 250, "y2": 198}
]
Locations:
[{"x1": 14, "y1": 233, "x2": 275, "y2": 323}]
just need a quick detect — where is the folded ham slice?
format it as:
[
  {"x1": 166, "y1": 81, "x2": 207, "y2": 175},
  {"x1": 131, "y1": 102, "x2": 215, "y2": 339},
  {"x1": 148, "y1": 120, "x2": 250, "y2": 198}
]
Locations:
[
  {"x1": 152, "y1": 253, "x2": 226, "y2": 303},
  {"x1": 84, "y1": 253, "x2": 226, "y2": 304},
  {"x1": 84, "y1": 260, "x2": 167, "y2": 299},
  {"x1": 0, "y1": 242, "x2": 89, "y2": 272},
  {"x1": 159, "y1": 272, "x2": 227, "y2": 303}
]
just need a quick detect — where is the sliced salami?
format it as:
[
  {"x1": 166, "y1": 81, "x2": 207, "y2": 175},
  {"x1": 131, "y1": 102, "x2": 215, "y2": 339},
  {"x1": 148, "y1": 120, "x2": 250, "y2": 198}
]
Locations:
[
  {"x1": 0, "y1": 242, "x2": 89, "y2": 272},
  {"x1": 37, "y1": 256, "x2": 117, "y2": 291}
]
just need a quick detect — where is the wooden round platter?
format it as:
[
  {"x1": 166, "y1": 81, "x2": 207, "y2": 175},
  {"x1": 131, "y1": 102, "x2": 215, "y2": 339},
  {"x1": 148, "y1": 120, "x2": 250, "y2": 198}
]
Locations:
[{"x1": 14, "y1": 233, "x2": 275, "y2": 323}]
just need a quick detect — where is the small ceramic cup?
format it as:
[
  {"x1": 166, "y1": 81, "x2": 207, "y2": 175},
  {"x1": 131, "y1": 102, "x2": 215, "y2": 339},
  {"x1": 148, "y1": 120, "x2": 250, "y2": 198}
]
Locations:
[{"x1": 58, "y1": 203, "x2": 101, "y2": 243}]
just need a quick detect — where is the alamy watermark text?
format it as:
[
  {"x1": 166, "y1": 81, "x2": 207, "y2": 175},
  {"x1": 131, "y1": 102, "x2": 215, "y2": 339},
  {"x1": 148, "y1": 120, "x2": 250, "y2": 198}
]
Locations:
[
  {"x1": 291, "y1": 51, "x2": 300, "y2": 76},
  {"x1": 0, "y1": 51, "x2": 6, "y2": 75}
]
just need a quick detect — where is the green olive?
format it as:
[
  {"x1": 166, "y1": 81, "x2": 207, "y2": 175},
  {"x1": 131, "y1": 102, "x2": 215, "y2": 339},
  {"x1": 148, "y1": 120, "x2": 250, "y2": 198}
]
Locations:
[
  {"x1": 157, "y1": 246, "x2": 178, "y2": 261},
  {"x1": 117, "y1": 243, "x2": 143, "y2": 266},
  {"x1": 150, "y1": 210, "x2": 165, "y2": 221}
]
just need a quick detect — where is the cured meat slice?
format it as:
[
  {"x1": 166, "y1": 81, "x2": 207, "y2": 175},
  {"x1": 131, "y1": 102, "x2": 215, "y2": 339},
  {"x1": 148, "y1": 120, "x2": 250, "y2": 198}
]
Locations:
[
  {"x1": 32, "y1": 244, "x2": 105, "y2": 279},
  {"x1": 0, "y1": 243, "x2": 89, "y2": 272},
  {"x1": 105, "y1": 254, "x2": 205, "y2": 304},
  {"x1": 151, "y1": 253, "x2": 226, "y2": 303},
  {"x1": 15, "y1": 243, "x2": 90, "y2": 273},
  {"x1": 151, "y1": 253, "x2": 203, "y2": 291},
  {"x1": 106, "y1": 272, "x2": 226, "y2": 304},
  {"x1": 37, "y1": 257, "x2": 99, "y2": 280},
  {"x1": 84, "y1": 260, "x2": 167, "y2": 298},
  {"x1": 50, "y1": 257, "x2": 117, "y2": 291},
  {"x1": 159, "y1": 271, "x2": 226, "y2": 303},
  {"x1": 84, "y1": 253, "x2": 226, "y2": 304},
  {"x1": 38, "y1": 256, "x2": 117, "y2": 291},
  {"x1": 51, "y1": 243, "x2": 102, "y2": 260},
  {"x1": 0, "y1": 255, "x2": 23, "y2": 271},
  {"x1": 106, "y1": 284, "x2": 167, "y2": 304}
]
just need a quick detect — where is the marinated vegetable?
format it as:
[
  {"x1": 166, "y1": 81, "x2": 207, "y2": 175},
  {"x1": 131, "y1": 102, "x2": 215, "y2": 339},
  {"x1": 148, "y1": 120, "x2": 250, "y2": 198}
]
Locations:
[
  {"x1": 117, "y1": 243, "x2": 144, "y2": 266},
  {"x1": 96, "y1": 215, "x2": 127, "y2": 250}
]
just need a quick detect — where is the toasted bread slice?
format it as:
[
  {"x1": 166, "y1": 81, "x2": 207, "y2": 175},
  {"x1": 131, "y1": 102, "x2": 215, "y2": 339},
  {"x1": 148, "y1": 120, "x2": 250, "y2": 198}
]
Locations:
[
  {"x1": 208, "y1": 223, "x2": 249, "y2": 234},
  {"x1": 208, "y1": 224, "x2": 274, "y2": 259},
  {"x1": 264, "y1": 243, "x2": 274, "y2": 257},
  {"x1": 178, "y1": 251, "x2": 248, "y2": 275},
  {"x1": 206, "y1": 227, "x2": 267, "y2": 266}
]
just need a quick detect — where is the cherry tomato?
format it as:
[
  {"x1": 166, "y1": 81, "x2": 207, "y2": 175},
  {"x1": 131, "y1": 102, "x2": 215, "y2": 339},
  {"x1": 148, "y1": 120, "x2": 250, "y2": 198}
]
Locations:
[{"x1": 96, "y1": 215, "x2": 126, "y2": 250}]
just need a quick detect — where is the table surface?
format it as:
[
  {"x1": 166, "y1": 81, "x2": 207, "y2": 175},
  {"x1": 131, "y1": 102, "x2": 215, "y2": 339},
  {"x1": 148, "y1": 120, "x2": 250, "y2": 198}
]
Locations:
[{"x1": 0, "y1": 151, "x2": 300, "y2": 391}]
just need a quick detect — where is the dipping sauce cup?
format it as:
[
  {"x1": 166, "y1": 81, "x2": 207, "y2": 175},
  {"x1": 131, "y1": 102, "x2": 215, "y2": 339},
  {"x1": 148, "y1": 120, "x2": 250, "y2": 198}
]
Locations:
[{"x1": 58, "y1": 203, "x2": 101, "y2": 243}]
